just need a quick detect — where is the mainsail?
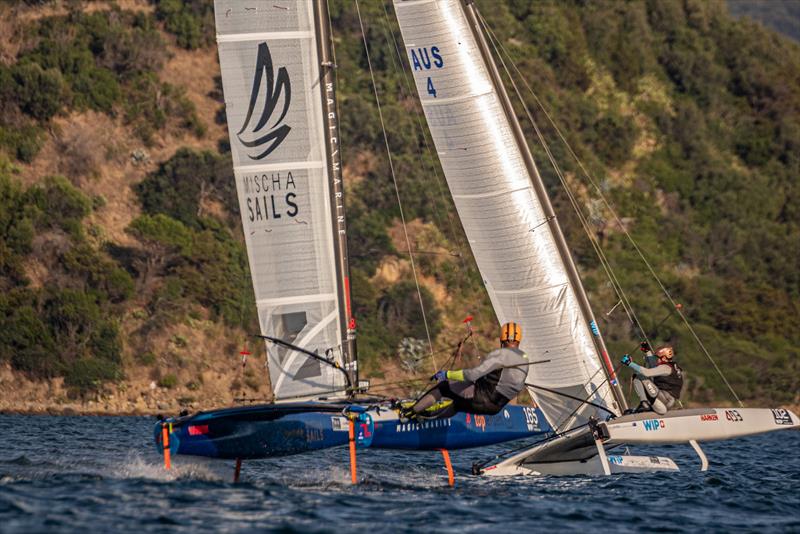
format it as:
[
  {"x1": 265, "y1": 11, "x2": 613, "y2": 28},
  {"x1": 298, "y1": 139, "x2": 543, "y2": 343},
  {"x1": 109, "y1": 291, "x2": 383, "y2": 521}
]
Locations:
[
  {"x1": 214, "y1": 1, "x2": 354, "y2": 400},
  {"x1": 392, "y1": 0, "x2": 624, "y2": 427}
]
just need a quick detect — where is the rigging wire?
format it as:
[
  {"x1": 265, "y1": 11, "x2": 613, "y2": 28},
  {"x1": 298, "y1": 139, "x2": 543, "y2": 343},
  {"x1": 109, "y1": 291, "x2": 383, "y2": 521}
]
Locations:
[
  {"x1": 355, "y1": 0, "x2": 436, "y2": 368},
  {"x1": 478, "y1": 12, "x2": 647, "y2": 348},
  {"x1": 378, "y1": 2, "x2": 485, "y2": 359},
  {"x1": 476, "y1": 13, "x2": 744, "y2": 408}
]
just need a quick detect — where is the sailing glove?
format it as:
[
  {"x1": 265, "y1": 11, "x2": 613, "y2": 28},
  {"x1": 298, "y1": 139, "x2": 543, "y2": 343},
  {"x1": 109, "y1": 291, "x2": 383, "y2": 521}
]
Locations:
[
  {"x1": 621, "y1": 354, "x2": 632, "y2": 366},
  {"x1": 432, "y1": 370, "x2": 447, "y2": 382},
  {"x1": 640, "y1": 341, "x2": 651, "y2": 353}
]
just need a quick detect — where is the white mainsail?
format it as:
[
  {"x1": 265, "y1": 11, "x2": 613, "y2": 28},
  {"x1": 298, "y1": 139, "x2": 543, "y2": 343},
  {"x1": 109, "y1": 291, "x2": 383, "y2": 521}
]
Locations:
[
  {"x1": 214, "y1": 1, "x2": 348, "y2": 400},
  {"x1": 393, "y1": 0, "x2": 620, "y2": 427}
]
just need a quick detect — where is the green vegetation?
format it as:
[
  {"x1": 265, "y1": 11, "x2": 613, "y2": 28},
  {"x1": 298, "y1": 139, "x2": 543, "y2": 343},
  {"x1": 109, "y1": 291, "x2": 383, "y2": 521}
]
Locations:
[
  {"x1": 1, "y1": 1, "x2": 798, "y2": 406},
  {"x1": 323, "y1": 0, "x2": 800, "y2": 404},
  {"x1": 126, "y1": 149, "x2": 254, "y2": 329},
  {"x1": 0, "y1": 166, "x2": 129, "y2": 395},
  {"x1": 728, "y1": 0, "x2": 800, "y2": 41},
  {"x1": 0, "y1": 7, "x2": 203, "y2": 161},
  {"x1": 152, "y1": 0, "x2": 215, "y2": 50}
]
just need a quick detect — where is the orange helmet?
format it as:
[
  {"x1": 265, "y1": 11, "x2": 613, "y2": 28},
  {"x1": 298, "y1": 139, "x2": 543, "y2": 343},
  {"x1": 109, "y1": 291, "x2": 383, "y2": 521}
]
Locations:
[
  {"x1": 500, "y1": 322, "x2": 522, "y2": 344},
  {"x1": 656, "y1": 346, "x2": 674, "y2": 360}
]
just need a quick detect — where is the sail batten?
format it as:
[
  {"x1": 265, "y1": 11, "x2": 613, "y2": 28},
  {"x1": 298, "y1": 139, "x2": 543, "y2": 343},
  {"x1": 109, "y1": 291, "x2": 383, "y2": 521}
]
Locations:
[
  {"x1": 393, "y1": 0, "x2": 619, "y2": 426},
  {"x1": 214, "y1": 0, "x2": 348, "y2": 400}
]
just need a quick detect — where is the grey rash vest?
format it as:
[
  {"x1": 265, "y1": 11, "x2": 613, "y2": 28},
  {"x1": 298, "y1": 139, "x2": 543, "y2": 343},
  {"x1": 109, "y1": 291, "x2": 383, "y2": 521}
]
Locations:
[{"x1": 463, "y1": 347, "x2": 528, "y2": 400}]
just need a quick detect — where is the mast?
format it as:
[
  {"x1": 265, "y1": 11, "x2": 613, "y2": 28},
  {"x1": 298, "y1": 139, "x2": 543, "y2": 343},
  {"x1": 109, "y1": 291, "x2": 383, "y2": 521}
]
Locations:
[
  {"x1": 461, "y1": 0, "x2": 626, "y2": 411},
  {"x1": 314, "y1": 0, "x2": 358, "y2": 390}
]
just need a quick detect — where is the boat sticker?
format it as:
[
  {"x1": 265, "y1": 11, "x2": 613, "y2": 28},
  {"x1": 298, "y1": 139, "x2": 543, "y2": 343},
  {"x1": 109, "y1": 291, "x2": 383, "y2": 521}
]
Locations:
[
  {"x1": 724, "y1": 409, "x2": 743, "y2": 422},
  {"x1": 355, "y1": 413, "x2": 373, "y2": 447},
  {"x1": 608, "y1": 455, "x2": 624, "y2": 465},
  {"x1": 700, "y1": 414, "x2": 719, "y2": 422},
  {"x1": 188, "y1": 424, "x2": 209, "y2": 435},
  {"x1": 331, "y1": 416, "x2": 349, "y2": 431},
  {"x1": 649, "y1": 456, "x2": 661, "y2": 464},
  {"x1": 771, "y1": 408, "x2": 793, "y2": 425},
  {"x1": 642, "y1": 419, "x2": 665, "y2": 431},
  {"x1": 238, "y1": 42, "x2": 291, "y2": 160},
  {"x1": 523, "y1": 407, "x2": 540, "y2": 431}
]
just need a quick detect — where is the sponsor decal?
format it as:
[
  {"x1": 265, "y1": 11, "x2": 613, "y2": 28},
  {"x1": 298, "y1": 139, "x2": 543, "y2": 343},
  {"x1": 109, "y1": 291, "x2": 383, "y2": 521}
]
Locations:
[
  {"x1": 331, "y1": 416, "x2": 349, "y2": 431},
  {"x1": 523, "y1": 407, "x2": 540, "y2": 432},
  {"x1": 238, "y1": 42, "x2": 291, "y2": 160},
  {"x1": 305, "y1": 428, "x2": 324, "y2": 442},
  {"x1": 395, "y1": 419, "x2": 452, "y2": 433},
  {"x1": 242, "y1": 172, "x2": 299, "y2": 223},
  {"x1": 608, "y1": 455, "x2": 624, "y2": 465},
  {"x1": 356, "y1": 413, "x2": 373, "y2": 447},
  {"x1": 474, "y1": 415, "x2": 486, "y2": 431},
  {"x1": 700, "y1": 413, "x2": 719, "y2": 422},
  {"x1": 771, "y1": 408, "x2": 793, "y2": 426},
  {"x1": 642, "y1": 419, "x2": 665, "y2": 431},
  {"x1": 503, "y1": 409, "x2": 510, "y2": 419},
  {"x1": 649, "y1": 456, "x2": 661, "y2": 464},
  {"x1": 187, "y1": 424, "x2": 209, "y2": 436},
  {"x1": 725, "y1": 409, "x2": 743, "y2": 422}
]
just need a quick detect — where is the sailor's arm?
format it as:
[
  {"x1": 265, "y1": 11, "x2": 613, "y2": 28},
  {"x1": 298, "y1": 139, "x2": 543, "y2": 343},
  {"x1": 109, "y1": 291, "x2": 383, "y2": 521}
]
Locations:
[
  {"x1": 447, "y1": 349, "x2": 506, "y2": 382},
  {"x1": 628, "y1": 362, "x2": 671, "y2": 378}
]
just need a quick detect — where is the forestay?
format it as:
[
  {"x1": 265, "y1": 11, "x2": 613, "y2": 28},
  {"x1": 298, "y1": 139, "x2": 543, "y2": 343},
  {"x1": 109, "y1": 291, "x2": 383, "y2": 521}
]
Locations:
[
  {"x1": 214, "y1": 1, "x2": 347, "y2": 399},
  {"x1": 392, "y1": 0, "x2": 617, "y2": 426}
]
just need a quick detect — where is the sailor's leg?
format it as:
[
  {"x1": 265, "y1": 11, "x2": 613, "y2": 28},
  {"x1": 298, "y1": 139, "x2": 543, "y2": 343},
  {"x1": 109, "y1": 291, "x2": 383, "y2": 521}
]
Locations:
[
  {"x1": 642, "y1": 379, "x2": 659, "y2": 399},
  {"x1": 651, "y1": 398, "x2": 668, "y2": 415},
  {"x1": 633, "y1": 377, "x2": 650, "y2": 402},
  {"x1": 633, "y1": 378, "x2": 660, "y2": 412},
  {"x1": 412, "y1": 383, "x2": 446, "y2": 413},
  {"x1": 448, "y1": 381, "x2": 475, "y2": 399},
  {"x1": 652, "y1": 391, "x2": 675, "y2": 415}
]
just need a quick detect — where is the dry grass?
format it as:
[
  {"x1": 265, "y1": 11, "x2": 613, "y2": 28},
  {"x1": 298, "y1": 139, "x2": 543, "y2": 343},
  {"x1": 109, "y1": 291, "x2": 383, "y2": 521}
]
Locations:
[{"x1": 159, "y1": 45, "x2": 227, "y2": 152}]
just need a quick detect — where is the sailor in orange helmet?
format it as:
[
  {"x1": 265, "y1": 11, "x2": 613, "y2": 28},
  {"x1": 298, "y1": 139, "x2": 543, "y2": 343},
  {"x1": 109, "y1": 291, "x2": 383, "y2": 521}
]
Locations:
[{"x1": 402, "y1": 322, "x2": 528, "y2": 420}]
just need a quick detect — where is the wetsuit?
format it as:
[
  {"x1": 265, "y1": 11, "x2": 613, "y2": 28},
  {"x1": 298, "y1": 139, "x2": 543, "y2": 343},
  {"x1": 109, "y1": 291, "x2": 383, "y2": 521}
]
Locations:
[
  {"x1": 629, "y1": 361, "x2": 683, "y2": 415},
  {"x1": 411, "y1": 347, "x2": 528, "y2": 418}
]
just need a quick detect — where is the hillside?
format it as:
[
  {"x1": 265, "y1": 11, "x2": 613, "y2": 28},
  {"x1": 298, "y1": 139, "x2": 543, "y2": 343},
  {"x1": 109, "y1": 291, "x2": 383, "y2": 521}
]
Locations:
[
  {"x1": 0, "y1": 0, "x2": 798, "y2": 414},
  {"x1": 728, "y1": 0, "x2": 800, "y2": 41}
]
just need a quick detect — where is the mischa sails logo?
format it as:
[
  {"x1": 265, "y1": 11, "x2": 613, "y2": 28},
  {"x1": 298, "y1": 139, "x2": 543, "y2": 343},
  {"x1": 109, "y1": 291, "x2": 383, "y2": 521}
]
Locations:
[{"x1": 237, "y1": 42, "x2": 291, "y2": 160}]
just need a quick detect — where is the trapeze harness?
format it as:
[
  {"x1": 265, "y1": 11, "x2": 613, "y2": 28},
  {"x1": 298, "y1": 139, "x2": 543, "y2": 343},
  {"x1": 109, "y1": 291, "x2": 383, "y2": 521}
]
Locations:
[{"x1": 652, "y1": 361, "x2": 684, "y2": 401}]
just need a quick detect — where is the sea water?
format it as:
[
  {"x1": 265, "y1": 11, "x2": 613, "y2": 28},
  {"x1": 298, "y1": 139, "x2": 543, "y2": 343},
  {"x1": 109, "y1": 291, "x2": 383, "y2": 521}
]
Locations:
[{"x1": 0, "y1": 414, "x2": 797, "y2": 532}]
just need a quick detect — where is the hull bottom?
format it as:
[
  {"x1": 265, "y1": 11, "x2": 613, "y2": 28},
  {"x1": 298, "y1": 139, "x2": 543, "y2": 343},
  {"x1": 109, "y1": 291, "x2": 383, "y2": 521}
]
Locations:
[{"x1": 482, "y1": 454, "x2": 679, "y2": 476}]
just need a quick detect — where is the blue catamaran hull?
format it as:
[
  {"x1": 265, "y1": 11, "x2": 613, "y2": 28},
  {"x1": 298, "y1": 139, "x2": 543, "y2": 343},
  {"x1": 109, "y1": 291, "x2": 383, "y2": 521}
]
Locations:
[{"x1": 154, "y1": 402, "x2": 549, "y2": 459}]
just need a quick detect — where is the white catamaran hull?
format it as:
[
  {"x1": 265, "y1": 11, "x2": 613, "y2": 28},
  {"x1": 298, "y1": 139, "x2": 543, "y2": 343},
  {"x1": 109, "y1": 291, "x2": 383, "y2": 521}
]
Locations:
[
  {"x1": 482, "y1": 407, "x2": 799, "y2": 477},
  {"x1": 603, "y1": 407, "x2": 799, "y2": 444},
  {"x1": 483, "y1": 454, "x2": 679, "y2": 477}
]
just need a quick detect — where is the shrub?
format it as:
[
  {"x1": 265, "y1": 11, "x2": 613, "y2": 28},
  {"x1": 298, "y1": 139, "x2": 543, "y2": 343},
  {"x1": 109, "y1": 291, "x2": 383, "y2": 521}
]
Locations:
[
  {"x1": 64, "y1": 357, "x2": 121, "y2": 394},
  {"x1": 153, "y1": 0, "x2": 215, "y2": 50},
  {"x1": 158, "y1": 373, "x2": 178, "y2": 388},
  {"x1": 135, "y1": 149, "x2": 236, "y2": 228},
  {"x1": 27, "y1": 176, "x2": 92, "y2": 236},
  {"x1": 123, "y1": 74, "x2": 204, "y2": 143},
  {"x1": 0, "y1": 124, "x2": 44, "y2": 163},
  {"x1": 12, "y1": 62, "x2": 69, "y2": 121}
]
